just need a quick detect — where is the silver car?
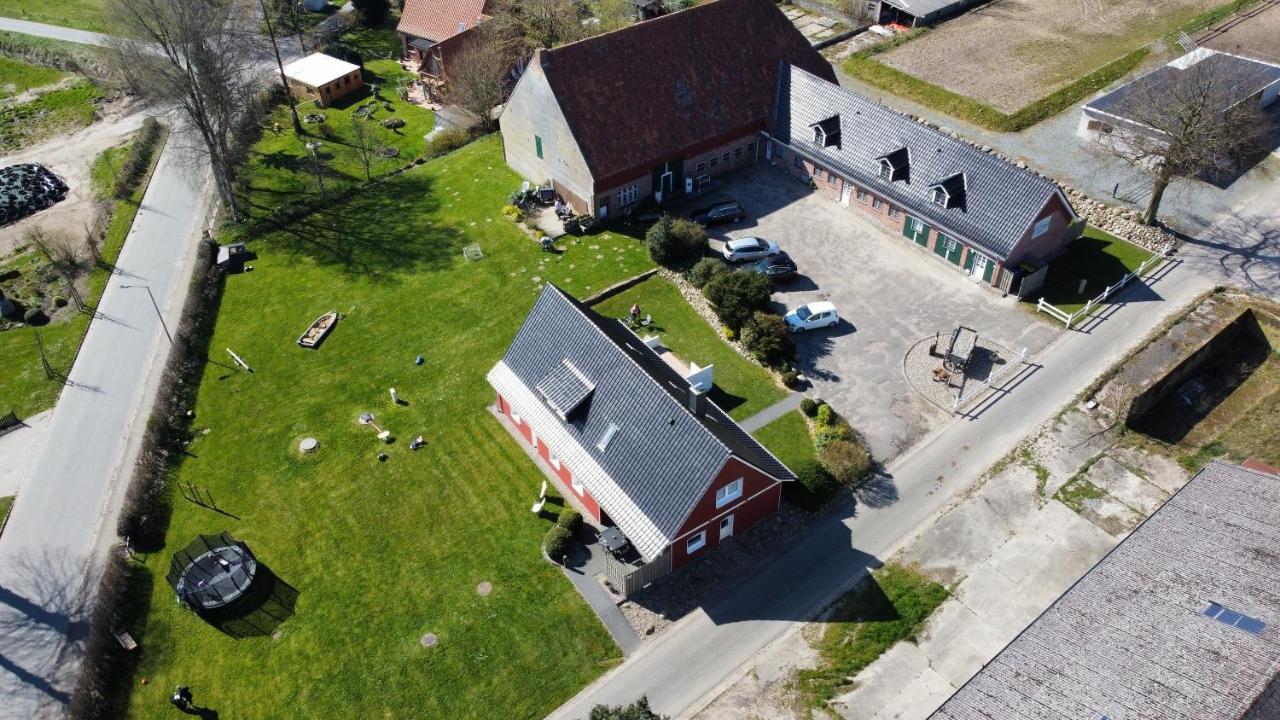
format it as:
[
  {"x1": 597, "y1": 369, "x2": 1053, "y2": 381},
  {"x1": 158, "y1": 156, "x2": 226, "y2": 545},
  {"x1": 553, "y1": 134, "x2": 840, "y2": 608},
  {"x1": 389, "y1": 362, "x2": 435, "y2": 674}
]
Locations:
[{"x1": 722, "y1": 236, "x2": 780, "y2": 263}]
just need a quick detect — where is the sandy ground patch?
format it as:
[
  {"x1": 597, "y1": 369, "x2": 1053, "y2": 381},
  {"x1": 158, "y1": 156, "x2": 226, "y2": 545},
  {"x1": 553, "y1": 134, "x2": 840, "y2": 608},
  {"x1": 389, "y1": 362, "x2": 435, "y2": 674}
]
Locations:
[
  {"x1": 1198, "y1": 0, "x2": 1280, "y2": 63},
  {"x1": 879, "y1": 0, "x2": 1220, "y2": 112}
]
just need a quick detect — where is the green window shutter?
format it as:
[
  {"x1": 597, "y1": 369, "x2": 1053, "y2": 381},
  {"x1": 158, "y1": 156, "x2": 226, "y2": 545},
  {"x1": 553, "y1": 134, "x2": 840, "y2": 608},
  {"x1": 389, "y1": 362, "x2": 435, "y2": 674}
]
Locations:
[
  {"x1": 963, "y1": 249, "x2": 975, "y2": 271},
  {"x1": 934, "y1": 233, "x2": 949, "y2": 258},
  {"x1": 535, "y1": 135, "x2": 543, "y2": 159},
  {"x1": 948, "y1": 241, "x2": 964, "y2": 265},
  {"x1": 902, "y1": 217, "x2": 915, "y2": 240},
  {"x1": 983, "y1": 259, "x2": 996, "y2": 283},
  {"x1": 916, "y1": 221, "x2": 930, "y2": 246}
]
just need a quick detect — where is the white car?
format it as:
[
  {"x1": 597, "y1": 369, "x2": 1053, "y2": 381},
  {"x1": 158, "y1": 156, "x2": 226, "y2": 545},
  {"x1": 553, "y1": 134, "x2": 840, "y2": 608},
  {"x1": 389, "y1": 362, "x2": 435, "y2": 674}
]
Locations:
[
  {"x1": 721, "y1": 237, "x2": 780, "y2": 263},
  {"x1": 785, "y1": 301, "x2": 839, "y2": 332}
]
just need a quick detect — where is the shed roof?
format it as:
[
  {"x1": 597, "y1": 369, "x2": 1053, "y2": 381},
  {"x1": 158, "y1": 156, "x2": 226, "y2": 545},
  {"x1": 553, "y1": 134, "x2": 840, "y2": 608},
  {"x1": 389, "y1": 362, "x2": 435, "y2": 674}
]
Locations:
[
  {"x1": 930, "y1": 460, "x2": 1280, "y2": 720},
  {"x1": 397, "y1": 0, "x2": 489, "y2": 44},
  {"x1": 775, "y1": 64, "x2": 1069, "y2": 261},
  {"x1": 881, "y1": 0, "x2": 969, "y2": 20},
  {"x1": 1085, "y1": 49, "x2": 1280, "y2": 130},
  {"x1": 533, "y1": 0, "x2": 835, "y2": 188},
  {"x1": 488, "y1": 285, "x2": 794, "y2": 560},
  {"x1": 282, "y1": 52, "x2": 360, "y2": 88}
]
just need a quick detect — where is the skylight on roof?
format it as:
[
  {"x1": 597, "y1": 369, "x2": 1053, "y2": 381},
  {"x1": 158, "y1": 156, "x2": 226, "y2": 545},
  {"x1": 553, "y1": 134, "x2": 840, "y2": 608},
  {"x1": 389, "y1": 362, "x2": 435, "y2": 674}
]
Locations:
[
  {"x1": 597, "y1": 423, "x2": 620, "y2": 452},
  {"x1": 1204, "y1": 602, "x2": 1267, "y2": 635}
]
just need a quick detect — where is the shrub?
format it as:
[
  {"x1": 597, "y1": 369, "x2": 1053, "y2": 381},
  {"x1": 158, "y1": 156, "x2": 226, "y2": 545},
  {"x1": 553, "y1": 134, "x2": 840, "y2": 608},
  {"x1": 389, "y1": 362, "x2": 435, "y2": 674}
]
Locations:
[
  {"x1": 822, "y1": 438, "x2": 873, "y2": 487},
  {"x1": 543, "y1": 525, "x2": 573, "y2": 561},
  {"x1": 381, "y1": 117, "x2": 405, "y2": 130},
  {"x1": 23, "y1": 307, "x2": 48, "y2": 326},
  {"x1": 426, "y1": 127, "x2": 471, "y2": 157},
  {"x1": 786, "y1": 459, "x2": 839, "y2": 510},
  {"x1": 352, "y1": 0, "x2": 390, "y2": 25},
  {"x1": 815, "y1": 403, "x2": 835, "y2": 427},
  {"x1": 723, "y1": 325, "x2": 737, "y2": 342},
  {"x1": 686, "y1": 257, "x2": 727, "y2": 288},
  {"x1": 740, "y1": 311, "x2": 794, "y2": 367},
  {"x1": 703, "y1": 270, "x2": 772, "y2": 331},
  {"x1": 590, "y1": 697, "x2": 669, "y2": 720},
  {"x1": 781, "y1": 369, "x2": 801, "y2": 388},
  {"x1": 113, "y1": 117, "x2": 164, "y2": 200},
  {"x1": 557, "y1": 507, "x2": 582, "y2": 533},
  {"x1": 800, "y1": 398, "x2": 820, "y2": 417},
  {"x1": 502, "y1": 204, "x2": 525, "y2": 222},
  {"x1": 646, "y1": 214, "x2": 706, "y2": 266},
  {"x1": 813, "y1": 423, "x2": 851, "y2": 453}
]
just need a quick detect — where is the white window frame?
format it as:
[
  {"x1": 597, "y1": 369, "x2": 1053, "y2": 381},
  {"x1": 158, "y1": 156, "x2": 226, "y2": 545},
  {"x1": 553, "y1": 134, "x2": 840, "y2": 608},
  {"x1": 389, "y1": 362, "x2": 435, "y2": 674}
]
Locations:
[
  {"x1": 945, "y1": 237, "x2": 960, "y2": 253},
  {"x1": 686, "y1": 530, "x2": 707, "y2": 554},
  {"x1": 932, "y1": 188, "x2": 948, "y2": 207},
  {"x1": 549, "y1": 449, "x2": 562, "y2": 471},
  {"x1": 617, "y1": 184, "x2": 639, "y2": 206},
  {"x1": 1032, "y1": 216, "x2": 1052, "y2": 238},
  {"x1": 715, "y1": 478, "x2": 744, "y2": 508},
  {"x1": 571, "y1": 473, "x2": 584, "y2": 495},
  {"x1": 879, "y1": 160, "x2": 893, "y2": 180},
  {"x1": 510, "y1": 410, "x2": 522, "y2": 425},
  {"x1": 888, "y1": 206, "x2": 901, "y2": 219},
  {"x1": 872, "y1": 197, "x2": 885, "y2": 211},
  {"x1": 856, "y1": 188, "x2": 869, "y2": 203}
]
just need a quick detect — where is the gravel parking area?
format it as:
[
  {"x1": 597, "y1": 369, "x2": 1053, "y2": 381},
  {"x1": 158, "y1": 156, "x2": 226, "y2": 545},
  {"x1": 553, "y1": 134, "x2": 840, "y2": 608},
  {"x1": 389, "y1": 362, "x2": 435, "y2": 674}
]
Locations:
[
  {"x1": 879, "y1": 0, "x2": 1220, "y2": 112},
  {"x1": 703, "y1": 166, "x2": 1058, "y2": 461}
]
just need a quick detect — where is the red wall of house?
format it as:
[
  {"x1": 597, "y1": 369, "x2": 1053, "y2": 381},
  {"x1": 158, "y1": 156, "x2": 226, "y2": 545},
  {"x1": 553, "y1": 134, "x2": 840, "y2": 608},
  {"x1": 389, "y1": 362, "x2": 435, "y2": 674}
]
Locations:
[
  {"x1": 495, "y1": 391, "x2": 601, "y2": 521},
  {"x1": 669, "y1": 457, "x2": 783, "y2": 570},
  {"x1": 1005, "y1": 191, "x2": 1076, "y2": 269}
]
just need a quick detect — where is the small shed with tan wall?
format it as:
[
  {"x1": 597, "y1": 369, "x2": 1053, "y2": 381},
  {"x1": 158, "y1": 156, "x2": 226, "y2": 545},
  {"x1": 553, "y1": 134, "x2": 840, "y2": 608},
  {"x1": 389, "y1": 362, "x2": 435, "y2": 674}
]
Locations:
[{"x1": 282, "y1": 53, "x2": 364, "y2": 108}]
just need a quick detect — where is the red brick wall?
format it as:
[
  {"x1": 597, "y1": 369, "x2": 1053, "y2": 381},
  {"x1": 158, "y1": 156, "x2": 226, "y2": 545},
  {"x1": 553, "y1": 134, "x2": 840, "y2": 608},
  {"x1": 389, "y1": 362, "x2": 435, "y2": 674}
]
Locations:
[
  {"x1": 669, "y1": 457, "x2": 783, "y2": 570},
  {"x1": 1005, "y1": 192, "x2": 1076, "y2": 268},
  {"x1": 495, "y1": 391, "x2": 601, "y2": 521},
  {"x1": 592, "y1": 133, "x2": 762, "y2": 218}
]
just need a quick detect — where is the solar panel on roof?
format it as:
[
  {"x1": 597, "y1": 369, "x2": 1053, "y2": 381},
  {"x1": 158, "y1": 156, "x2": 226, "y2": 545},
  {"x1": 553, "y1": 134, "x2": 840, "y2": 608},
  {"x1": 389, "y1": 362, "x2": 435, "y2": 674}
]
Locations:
[
  {"x1": 1218, "y1": 609, "x2": 1242, "y2": 625},
  {"x1": 1204, "y1": 602, "x2": 1223, "y2": 619},
  {"x1": 1204, "y1": 601, "x2": 1267, "y2": 636},
  {"x1": 1236, "y1": 616, "x2": 1266, "y2": 635}
]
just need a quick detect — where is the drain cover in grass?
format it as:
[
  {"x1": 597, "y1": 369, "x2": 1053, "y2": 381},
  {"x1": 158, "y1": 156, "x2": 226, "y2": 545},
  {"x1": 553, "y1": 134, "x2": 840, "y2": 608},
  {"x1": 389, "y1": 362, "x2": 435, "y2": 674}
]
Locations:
[
  {"x1": 476, "y1": 581, "x2": 492, "y2": 597},
  {"x1": 420, "y1": 633, "x2": 438, "y2": 648}
]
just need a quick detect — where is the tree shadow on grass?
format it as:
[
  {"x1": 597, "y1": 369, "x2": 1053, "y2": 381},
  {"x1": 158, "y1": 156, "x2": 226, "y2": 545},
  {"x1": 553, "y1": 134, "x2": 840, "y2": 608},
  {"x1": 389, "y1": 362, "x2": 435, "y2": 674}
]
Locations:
[{"x1": 1034, "y1": 235, "x2": 1154, "y2": 308}]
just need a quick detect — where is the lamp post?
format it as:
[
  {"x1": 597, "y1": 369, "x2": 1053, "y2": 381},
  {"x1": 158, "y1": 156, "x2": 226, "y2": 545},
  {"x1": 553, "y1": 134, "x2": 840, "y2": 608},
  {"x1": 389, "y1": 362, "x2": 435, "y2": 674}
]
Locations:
[{"x1": 120, "y1": 284, "x2": 172, "y2": 344}]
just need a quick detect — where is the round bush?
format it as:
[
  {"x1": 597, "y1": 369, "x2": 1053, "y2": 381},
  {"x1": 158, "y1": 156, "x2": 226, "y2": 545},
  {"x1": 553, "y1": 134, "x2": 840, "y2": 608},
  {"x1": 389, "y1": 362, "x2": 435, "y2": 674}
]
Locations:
[
  {"x1": 815, "y1": 403, "x2": 835, "y2": 427},
  {"x1": 686, "y1": 257, "x2": 728, "y2": 288},
  {"x1": 813, "y1": 423, "x2": 852, "y2": 453},
  {"x1": 781, "y1": 369, "x2": 801, "y2": 388},
  {"x1": 800, "y1": 398, "x2": 820, "y2": 417},
  {"x1": 741, "y1": 311, "x2": 795, "y2": 367},
  {"x1": 796, "y1": 459, "x2": 838, "y2": 500},
  {"x1": 703, "y1": 270, "x2": 772, "y2": 331},
  {"x1": 822, "y1": 438, "x2": 873, "y2": 487},
  {"x1": 543, "y1": 525, "x2": 573, "y2": 562},
  {"x1": 646, "y1": 215, "x2": 707, "y2": 266},
  {"x1": 556, "y1": 507, "x2": 583, "y2": 533},
  {"x1": 23, "y1": 307, "x2": 48, "y2": 326}
]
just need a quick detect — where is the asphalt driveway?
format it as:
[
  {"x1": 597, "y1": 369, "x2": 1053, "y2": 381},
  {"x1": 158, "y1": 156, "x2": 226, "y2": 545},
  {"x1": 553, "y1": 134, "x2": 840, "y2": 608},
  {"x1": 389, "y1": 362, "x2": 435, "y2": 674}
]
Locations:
[{"x1": 704, "y1": 166, "x2": 1059, "y2": 460}]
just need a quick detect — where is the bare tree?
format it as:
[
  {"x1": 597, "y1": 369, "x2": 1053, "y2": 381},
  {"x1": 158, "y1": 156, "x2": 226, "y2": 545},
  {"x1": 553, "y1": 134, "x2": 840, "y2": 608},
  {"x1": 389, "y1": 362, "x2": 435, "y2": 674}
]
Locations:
[
  {"x1": 1094, "y1": 54, "x2": 1268, "y2": 226},
  {"x1": 273, "y1": 0, "x2": 310, "y2": 53},
  {"x1": 348, "y1": 115, "x2": 388, "y2": 181},
  {"x1": 445, "y1": 25, "x2": 520, "y2": 131},
  {"x1": 104, "y1": 0, "x2": 256, "y2": 220},
  {"x1": 258, "y1": 0, "x2": 304, "y2": 135},
  {"x1": 494, "y1": 0, "x2": 587, "y2": 52},
  {"x1": 593, "y1": 0, "x2": 633, "y2": 33}
]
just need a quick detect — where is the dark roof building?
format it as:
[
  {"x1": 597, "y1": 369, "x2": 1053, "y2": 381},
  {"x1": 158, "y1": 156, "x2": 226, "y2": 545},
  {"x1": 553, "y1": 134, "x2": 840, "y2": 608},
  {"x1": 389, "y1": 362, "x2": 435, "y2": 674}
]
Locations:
[
  {"x1": 769, "y1": 63, "x2": 1077, "y2": 282},
  {"x1": 500, "y1": 0, "x2": 834, "y2": 216},
  {"x1": 488, "y1": 285, "x2": 794, "y2": 568},
  {"x1": 930, "y1": 460, "x2": 1280, "y2": 720}
]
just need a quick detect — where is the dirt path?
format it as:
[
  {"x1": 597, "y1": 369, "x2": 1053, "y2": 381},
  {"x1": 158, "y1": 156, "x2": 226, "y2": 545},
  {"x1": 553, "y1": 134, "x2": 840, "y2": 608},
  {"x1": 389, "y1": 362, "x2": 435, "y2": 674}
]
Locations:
[{"x1": 0, "y1": 98, "x2": 150, "y2": 258}]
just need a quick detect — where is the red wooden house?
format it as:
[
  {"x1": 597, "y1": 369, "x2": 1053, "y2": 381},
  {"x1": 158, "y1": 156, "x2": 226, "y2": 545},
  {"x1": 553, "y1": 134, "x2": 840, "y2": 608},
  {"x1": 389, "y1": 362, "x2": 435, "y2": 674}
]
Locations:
[{"x1": 488, "y1": 285, "x2": 796, "y2": 593}]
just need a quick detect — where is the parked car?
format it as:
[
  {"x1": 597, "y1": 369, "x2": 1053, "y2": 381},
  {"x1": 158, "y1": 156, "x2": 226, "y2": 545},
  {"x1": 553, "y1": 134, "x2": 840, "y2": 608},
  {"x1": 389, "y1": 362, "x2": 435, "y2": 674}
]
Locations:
[
  {"x1": 785, "y1": 301, "x2": 839, "y2": 332},
  {"x1": 722, "y1": 236, "x2": 780, "y2": 263},
  {"x1": 753, "y1": 252, "x2": 798, "y2": 281},
  {"x1": 690, "y1": 201, "x2": 746, "y2": 226}
]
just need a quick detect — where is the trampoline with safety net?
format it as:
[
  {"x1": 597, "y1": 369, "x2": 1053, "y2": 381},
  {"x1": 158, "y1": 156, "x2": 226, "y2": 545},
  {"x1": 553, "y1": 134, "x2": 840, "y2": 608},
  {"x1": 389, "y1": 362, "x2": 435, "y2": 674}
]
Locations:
[{"x1": 167, "y1": 532, "x2": 300, "y2": 637}]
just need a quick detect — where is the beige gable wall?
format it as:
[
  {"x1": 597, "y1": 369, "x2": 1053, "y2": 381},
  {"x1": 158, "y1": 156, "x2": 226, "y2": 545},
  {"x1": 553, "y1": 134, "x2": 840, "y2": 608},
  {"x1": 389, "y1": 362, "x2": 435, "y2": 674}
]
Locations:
[{"x1": 499, "y1": 58, "x2": 594, "y2": 210}]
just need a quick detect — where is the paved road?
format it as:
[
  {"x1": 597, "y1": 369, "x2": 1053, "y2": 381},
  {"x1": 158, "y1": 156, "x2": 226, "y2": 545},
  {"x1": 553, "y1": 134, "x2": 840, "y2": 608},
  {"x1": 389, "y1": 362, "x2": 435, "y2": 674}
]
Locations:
[
  {"x1": 0, "y1": 126, "x2": 211, "y2": 718},
  {"x1": 1179, "y1": 176, "x2": 1280, "y2": 300},
  {"x1": 0, "y1": 17, "x2": 109, "y2": 45},
  {"x1": 547, "y1": 263, "x2": 1214, "y2": 720}
]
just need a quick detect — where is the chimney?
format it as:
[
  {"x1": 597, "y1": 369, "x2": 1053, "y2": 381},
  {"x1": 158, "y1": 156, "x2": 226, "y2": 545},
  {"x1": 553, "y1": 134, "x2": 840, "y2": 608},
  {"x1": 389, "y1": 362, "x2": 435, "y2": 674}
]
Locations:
[{"x1": 688, "y1": 386, "x2": 707, "y2": 417}]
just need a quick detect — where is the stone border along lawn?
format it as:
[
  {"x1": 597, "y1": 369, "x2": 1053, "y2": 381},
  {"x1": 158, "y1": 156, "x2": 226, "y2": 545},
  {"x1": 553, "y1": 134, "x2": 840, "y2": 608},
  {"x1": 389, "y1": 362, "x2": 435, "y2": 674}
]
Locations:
[
  {"x1": 0, "y1": 124, "x2": 168, "y2": 418},
  {"x1": 1030, "y1": 225, "x2": 1155, "y2": 315},
  {"x1": 794, "y1": 563, "x2": 950, "y2": 712},
  {"x1": 0, "y1": 0, "x2": 108, "y2": 33},
  {"x1": 591, "y1": 274, "x2": 788, "y2": 421},
  {"x1": 121, "y1": 136, "x2": 661, "y2": 719},
  {"x1": 843, "y1": 0, "x2": 1260, "y2": 132}
]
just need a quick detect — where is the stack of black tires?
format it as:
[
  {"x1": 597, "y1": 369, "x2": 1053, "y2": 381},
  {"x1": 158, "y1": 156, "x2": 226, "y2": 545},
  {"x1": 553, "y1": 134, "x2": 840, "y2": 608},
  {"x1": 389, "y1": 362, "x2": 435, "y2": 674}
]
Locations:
[{"x1": 0, "y1": 163, "x2": 69, "y2": 226}]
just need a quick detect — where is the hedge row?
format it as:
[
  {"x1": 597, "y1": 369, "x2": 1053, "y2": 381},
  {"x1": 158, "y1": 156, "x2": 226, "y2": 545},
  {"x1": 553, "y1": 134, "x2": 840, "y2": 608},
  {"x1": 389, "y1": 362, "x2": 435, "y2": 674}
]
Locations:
[
  {"x1": 68, "y1": 548, "x2": 154, "y2": 720},
  {"x1": 112, "y1": 117, "x2": 165, "y2": 200}
]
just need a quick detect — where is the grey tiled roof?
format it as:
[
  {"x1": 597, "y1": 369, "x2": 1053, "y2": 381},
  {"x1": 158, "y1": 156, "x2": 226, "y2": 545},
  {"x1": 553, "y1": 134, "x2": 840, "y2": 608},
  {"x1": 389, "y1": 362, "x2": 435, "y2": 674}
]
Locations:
[
  {"x1": 931, "y1": 460, "x2": 1280, "y2": 720},
  {"x1": 1087, "y1": 50, "x2": 1280, "y2": 128},
  {"x1": 494, "y1": 285, "x2": 794, "y2": 554},
  {"x1": 774, "y1": 65, "x2": 1068, "y2": 261},
  {"x1": 535, "y1": 360, "x2": 594, "y2": 418}
]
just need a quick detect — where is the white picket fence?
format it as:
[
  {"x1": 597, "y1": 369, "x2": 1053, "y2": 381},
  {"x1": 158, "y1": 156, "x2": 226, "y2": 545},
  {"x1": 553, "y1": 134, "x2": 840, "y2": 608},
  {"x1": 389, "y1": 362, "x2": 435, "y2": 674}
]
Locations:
[
  {"x1": 1036, "y1": 251, "x2": 1167, "y2": 329},
  {"x1": 953, "y1": 347, "x2": 1028, "y2": 412}
]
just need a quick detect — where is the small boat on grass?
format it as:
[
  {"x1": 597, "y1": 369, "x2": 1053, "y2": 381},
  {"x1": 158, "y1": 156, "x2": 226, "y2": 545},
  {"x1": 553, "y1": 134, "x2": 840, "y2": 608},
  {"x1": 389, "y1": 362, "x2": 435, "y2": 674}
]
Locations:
[{"x1": 298, "y1": 310, "x2": 338, "y2": 349}]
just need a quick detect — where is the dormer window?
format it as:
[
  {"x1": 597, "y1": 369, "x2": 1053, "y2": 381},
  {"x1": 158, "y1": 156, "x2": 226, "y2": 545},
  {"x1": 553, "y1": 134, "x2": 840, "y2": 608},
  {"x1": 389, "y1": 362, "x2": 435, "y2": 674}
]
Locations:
[
  {"x1": 932, "y1": 187, "x2": 948, "y2": 207},
  {"x1": 929, "y1": 172, "x2": 967, "y2": 210},
  {"x1": 811, "y1": 115, "x2": 841, "y2": 149},
  {"x1": 876, "y1": 147, "x2": 909, "y2": 182}
]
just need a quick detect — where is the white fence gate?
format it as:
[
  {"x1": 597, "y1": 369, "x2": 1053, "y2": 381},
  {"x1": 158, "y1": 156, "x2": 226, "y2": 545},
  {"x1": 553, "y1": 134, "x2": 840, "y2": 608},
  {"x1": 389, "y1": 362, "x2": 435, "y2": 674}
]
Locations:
[{"x1": 1037, "y1": 251, "x2": 1167, "y2": 330}]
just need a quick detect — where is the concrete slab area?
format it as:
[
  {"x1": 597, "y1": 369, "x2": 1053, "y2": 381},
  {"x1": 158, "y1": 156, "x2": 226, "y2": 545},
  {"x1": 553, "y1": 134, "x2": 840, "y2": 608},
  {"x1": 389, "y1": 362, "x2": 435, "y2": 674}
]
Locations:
[
  {"x1": 1106, "y1": 443, "x2": 1190, "y2": 494},
  {"x1": 1083, "y1": 455, "x2": 1169, "y2": 515},
  {"x1": 710, "y1": 167, "x2": 1058, "y2": 461},
  {"x1": 0, "y1": 411, "x2": 51, "y2": 498}
]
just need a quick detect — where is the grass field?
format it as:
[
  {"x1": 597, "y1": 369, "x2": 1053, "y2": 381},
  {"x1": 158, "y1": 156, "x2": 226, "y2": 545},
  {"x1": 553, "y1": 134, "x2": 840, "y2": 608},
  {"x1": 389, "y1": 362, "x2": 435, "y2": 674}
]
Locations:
[
  {"x1": 592, "y1": 275, "x2": 787, "y2": 421},
  {"x1": 0, "y1": 0, "x2": 106, "y2": 33},
  {"x1": 0, "y1": 80, "x2": 101, "y2": 152},
  {"x1": 1032, "y1": 226, "x2": 1154, "y2": 314},
  {"x1": 0, "y1": 128, "x2": 165, "y2": 417},
  {"x1": 0, "y1": 55, "x2": 64, "y2": 99},
  {"x1": 751, "y1": 408, "x2": 816, "y2": 470},
  {"x1": 794, "y1": 564, "x2": 949, "y2": 712},
  {"x1": 0, "y1": 495, "x2": 13, "y2": 537},
  {"x1": 122, "y1": 136, "x2": 667, "y2": 718}
]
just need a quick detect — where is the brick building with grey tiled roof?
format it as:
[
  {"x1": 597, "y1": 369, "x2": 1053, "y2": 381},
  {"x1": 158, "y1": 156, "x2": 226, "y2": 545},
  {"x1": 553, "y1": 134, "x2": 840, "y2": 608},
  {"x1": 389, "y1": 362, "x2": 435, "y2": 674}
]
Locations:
[
  {"x1": 488, "y1": 285, "x2": 795, "y2": 593},
  {"x1": 930, "y1": 459, "x2": 1280, "y2": 720}
]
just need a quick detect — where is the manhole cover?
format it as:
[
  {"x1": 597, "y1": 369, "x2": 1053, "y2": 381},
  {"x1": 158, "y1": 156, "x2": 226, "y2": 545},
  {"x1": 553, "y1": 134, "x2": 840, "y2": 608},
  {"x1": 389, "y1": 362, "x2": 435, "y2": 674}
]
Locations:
[
  {"x1": 299, "y1": 437, "x2": 318, "y2": 453},
  {"x1": 420, "y1": 633, "x2": 438, "y2": 647},
  {"x1": 476, "y1": 581, "x2": 492, "y2": 597}
]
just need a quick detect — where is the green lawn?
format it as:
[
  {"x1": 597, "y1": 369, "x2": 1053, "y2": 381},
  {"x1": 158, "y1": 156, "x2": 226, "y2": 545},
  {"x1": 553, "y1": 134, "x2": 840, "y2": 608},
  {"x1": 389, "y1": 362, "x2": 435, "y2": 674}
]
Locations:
[
  {"x1": 0, "y1": 495, "x2": 13, "y2": 537},
  {"x1": 0, "y1": 0, "x2": 106, "y2": 33},
  {"x1": 752, "y1": 409, "x2": 817, "y2": 470},
  {"x1": 795, "y1": 564, "x2": 949, "y2": 711},
  {"x1": 337, "y1": 25, "x2": 405, "y2": 60},
  {"x1": 0, "y1": 80, "x2": 101, "y2": 152},
  {"x1": 123, "y1": 136, "x2": 657, "y2": 718},
  {"x1": 0, "y1": 127, "x2": 165, "y2": 417},
  {"x1": 592, "y1": 275, "x2": 787, "y2": 421},
  {"x1": 0, "y1": 55, "x2": 64, "y2": 100},
  {"x1": 1032, "y1": 226, "x2": 1155, "y2": 314}
]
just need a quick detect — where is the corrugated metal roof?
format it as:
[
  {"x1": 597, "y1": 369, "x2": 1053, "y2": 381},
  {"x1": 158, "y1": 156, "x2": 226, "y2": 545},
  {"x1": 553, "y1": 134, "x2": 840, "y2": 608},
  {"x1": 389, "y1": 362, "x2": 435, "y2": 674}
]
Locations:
[
  {"x1": 775, "y1": 64, "x2": 1067, "y2": 261},
  {"x1": 930, "y1": 460, "x2": 1280, "y2": 720},
  {"x1": 490, "y1": 285, "x2": 794, "y2": 560},
  {"x1": 881, "y1": 0, "x2": 969, "y2": 20}
]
